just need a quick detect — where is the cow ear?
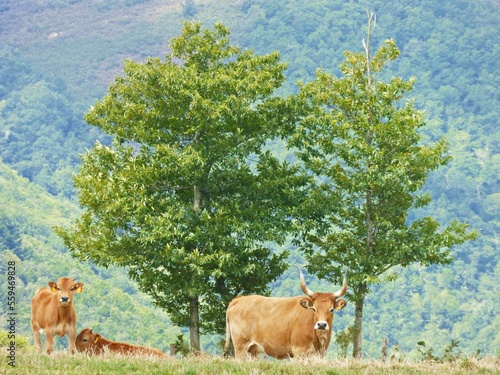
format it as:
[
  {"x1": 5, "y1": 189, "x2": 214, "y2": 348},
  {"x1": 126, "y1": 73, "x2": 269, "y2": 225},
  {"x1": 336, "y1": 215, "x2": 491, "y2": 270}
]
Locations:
[
  {"x1": 335, "y1": 299, "x2": 347, "y2": 311},
  {"x1": 94, "y1": 334, "x2": 101, "y2": 344},
  {"x1": 300, "y1": 299, "x2": 313, "y2": 309},
  {"x1": 74, "y1": 282, "x2": 84, "y2": 293},
  {"x1": 48, "y1": 282, "x2": 58, "y2": 293}
]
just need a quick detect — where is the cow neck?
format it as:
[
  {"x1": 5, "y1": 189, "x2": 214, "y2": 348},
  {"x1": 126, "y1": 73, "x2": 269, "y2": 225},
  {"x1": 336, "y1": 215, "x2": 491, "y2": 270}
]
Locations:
[
  {"x1": 57, "y1": 302, "x2": 74, "y2": 320},
  {"x1": 315, "y1": 329, "x2": 330, "y2": 355},
  {"x1": 98, "y1": 336, "x2": 113, "y2": 347}
]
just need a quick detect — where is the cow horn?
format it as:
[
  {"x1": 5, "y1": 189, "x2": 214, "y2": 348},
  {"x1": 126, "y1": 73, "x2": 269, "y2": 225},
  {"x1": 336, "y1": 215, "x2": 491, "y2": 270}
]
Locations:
[
  {"x1": 297, "y1": 268, "x2": 315, "y2": 297},
  {"x1": 332, "y1": 269, "x2": 348, "y2": 299}
]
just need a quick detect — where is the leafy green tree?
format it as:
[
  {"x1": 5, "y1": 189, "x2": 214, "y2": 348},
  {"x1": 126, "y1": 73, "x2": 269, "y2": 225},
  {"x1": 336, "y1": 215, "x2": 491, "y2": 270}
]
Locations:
[
  {"x1": 57, "y1": 22, "x2": 306, "y2": 352},
  {"x1": 289, "y1": 18, "x2": 478, "y2": 358}
]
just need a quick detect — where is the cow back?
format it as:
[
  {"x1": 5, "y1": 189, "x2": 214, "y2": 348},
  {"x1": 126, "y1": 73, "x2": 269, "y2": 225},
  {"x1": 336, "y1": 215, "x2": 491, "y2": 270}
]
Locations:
[
  {"x1": 227, "y1": 295, "x2": 318, "y2": 358},
  {"x1": 105, "y1": 339, "x2": 165, "y2": 357}
]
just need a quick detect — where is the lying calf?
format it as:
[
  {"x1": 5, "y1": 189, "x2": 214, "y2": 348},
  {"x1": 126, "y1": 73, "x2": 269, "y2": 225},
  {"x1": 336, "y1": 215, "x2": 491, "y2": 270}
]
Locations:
[{"x1": 76, "y1": 328, "x2": 166, "y2": 357}]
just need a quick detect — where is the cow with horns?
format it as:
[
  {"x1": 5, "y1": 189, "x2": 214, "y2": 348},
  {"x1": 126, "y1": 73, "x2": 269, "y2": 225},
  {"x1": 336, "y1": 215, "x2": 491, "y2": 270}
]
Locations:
[{"x1": 223, "y1": 269, "x2": 347, "y2": 359}]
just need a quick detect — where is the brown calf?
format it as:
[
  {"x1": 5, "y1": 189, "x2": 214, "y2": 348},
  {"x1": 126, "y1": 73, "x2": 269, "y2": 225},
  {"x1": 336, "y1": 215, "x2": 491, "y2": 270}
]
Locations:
[
  {"x1": 31, "y1": 277, "x2": 84, "y2": 354},
  {"x1": 76, "y1": 328, "x2": 166, "y2": 357}
]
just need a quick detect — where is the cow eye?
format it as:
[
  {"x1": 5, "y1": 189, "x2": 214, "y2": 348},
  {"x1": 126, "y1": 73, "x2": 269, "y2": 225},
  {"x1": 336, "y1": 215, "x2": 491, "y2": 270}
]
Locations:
[
  {"x1": 82, "y1": 338, "x2": 88, "y2": 343},
  {"x1": 330, "y1": 308, "x2": 335, "y2": 314},
  {"x1": 311, "y1": 307, "x2": 317, "y2": 313}
]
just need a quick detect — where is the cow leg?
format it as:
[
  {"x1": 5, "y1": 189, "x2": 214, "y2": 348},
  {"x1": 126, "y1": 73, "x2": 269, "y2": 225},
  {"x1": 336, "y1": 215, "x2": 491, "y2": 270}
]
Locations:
[
  {"x1": 232, "y1": 341, "x2": 249, "y2": 360},
  {"x1": 45, "y1": 331, "x2": 54, "y2": 354},
  {"x1": 233, "y1": 341, "x2": 262, "y2": 360},
  {"x1": 247, "y1": 344, "x2": 260, "y2": 358},
  {"x1": 291, "y1": 345, "x2": 316, "y2": 359},
  {"x1": 67, "y1": 328, "x2": 77, "y2": 354},
  {"x1": 32, "y1": 324, "x2": 42, "y2": 354},
  {"x1": 234, "y1": 347, "x2": 249, "y2": 360}
]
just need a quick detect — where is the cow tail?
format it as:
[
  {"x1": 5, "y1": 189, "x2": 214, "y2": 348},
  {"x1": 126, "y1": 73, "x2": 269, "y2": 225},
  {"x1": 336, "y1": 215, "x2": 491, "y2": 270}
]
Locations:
[{"x1": 222, "y1": 307, "x2": 232, "y2": 357}]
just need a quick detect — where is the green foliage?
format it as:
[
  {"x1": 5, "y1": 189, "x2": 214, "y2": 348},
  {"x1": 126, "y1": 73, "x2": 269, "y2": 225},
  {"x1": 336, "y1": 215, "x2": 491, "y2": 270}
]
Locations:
[
  {"x1": 0, "y1": 74, "x2": 105, "y2": 199},
  {"x1": 0, "y1": 214, "x2": 26, "y2": 260},
  {"x1": 173, "y1": 334, "x2": 191, "y2": 358},
  {"x1": 0, "y1": 160, "x2": 180, "y2": 353},
  {"x1": 182, "y1": 0, "x2": 197, "y2": 18},
  {"x1": 290, "y1": 30, "x2": 478, "y2": 357},
  {"x1": 0, "y1": 330, "x2": 30, "y2": 349},
  {"x1": 292, "y1": 37, "x2": 477, "y2": 288},
  {"x1": 0, "y1": 49, "x2": 38, "y2": 100},
  {"x1": 58, "y1": 22, "x2": 306, "y2": 345},
  {"x1": 335, "y1": 325, "x2": 357, "y2": 358},
  {"x1": 417, "y1": 340, "x2": 440, "y2": 362},
  {"x1": 416, "y1": 340, "x2": 475, "y2": 363}
]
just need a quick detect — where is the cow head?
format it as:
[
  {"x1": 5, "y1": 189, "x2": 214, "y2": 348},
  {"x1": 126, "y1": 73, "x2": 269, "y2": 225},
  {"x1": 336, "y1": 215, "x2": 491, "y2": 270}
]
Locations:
[
  {"x1": 298, "y1": 269, "x2": 347, "y2": 331},
  {"x1": 48, "y1": 278, "x2": 84, "y2": 307},
  {"x1": 76, "y1": 328, "x2": 100, "y2": 353}
]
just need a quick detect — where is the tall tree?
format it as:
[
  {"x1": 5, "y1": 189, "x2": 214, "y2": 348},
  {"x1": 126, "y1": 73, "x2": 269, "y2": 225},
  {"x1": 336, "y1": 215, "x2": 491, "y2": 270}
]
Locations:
[
  {"x1": 57, "y1": 22, "x2": 306, "y2": 352},
  {"x1": 289, "y1": 16, "x2": 478, "y2": 358}
]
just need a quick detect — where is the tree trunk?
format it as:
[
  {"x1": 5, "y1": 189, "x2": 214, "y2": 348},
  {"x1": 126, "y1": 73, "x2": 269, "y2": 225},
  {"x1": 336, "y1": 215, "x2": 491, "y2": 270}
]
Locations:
[
  {"x1": 382, "y1": 337, "x2": 388, "y2": 362},
  {"x1": 189, "y1": 296, "x2": 201, "y2": 354},
  {"x1": 190, "y1": 185, "x2": 202, "y2": 354},
  {"x1": 352, "y1": 283, "x2": 367, "y2": 358},
  {"x1": 193, "y1": 185, "x2": 202, "y2": 212}
]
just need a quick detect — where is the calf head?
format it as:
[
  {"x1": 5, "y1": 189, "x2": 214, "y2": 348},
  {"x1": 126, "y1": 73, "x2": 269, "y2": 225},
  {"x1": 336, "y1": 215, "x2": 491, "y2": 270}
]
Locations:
[
  {"x1": 48, "y1": 277, "x2": 84, "y2": 307},
  {"x1": 76, "y1": 328, "x2": 100, "y2": 352},
  {"x1": 298, "y1": 270, "x2": 347, "y2": 331}
]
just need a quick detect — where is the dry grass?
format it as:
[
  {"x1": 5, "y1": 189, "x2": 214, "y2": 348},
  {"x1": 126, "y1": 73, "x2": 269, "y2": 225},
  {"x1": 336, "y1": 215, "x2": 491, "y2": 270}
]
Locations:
[{"x1": 2, "y1": 349, "x2": 499, "y2": 375}]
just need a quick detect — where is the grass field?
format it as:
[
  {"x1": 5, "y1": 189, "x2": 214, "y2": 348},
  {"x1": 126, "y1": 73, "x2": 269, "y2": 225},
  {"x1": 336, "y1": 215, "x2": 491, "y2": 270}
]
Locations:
[{"x1": 2, "y1": 350, "x2": 499, "y2": 375}]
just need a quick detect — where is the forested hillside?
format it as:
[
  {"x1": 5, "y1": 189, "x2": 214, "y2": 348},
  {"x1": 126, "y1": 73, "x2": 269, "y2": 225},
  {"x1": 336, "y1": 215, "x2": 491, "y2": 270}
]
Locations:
[
  {"x1": 0, "y1": 0, "x2": 498, "y2": 358},
  {"x1": 0, "y1": 161, "x2": 182, "y2": 352}
]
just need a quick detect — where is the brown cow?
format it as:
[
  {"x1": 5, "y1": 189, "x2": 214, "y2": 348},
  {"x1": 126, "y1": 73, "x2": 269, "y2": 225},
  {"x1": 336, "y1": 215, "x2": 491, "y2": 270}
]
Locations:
[
  {"x1": 31, "y1": 277, "x2": 84, "y2": 354},
  {"x1": 76, "y1": 328, "x2": 166, "y2": 357},
  {"x1": 223, "y1": 269, "x2": 347, "y2": 359}
]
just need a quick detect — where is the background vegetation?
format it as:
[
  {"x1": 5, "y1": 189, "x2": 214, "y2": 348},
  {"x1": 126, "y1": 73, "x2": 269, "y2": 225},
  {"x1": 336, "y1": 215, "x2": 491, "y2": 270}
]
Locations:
[
  {"x1": 0, "y1": 0, "x2": 498, "y2": 361},
  {"x1": 0, "y1": 161, "x2": 182, "y2": 353}
]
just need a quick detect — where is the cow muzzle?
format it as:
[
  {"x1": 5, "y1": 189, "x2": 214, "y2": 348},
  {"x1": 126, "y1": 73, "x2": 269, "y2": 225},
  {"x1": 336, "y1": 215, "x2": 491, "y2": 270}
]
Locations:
[
  {"x1": 315, "y1": 321, "x2": 329, "y2": 330},
  {"x1": 60, "y1": 296, "x2": 70, "y2": 305}
]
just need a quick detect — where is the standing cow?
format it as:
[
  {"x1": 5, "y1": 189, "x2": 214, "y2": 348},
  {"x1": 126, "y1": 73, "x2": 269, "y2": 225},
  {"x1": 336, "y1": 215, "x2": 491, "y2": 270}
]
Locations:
[
  {"x1": 223, "y1": 269, "x2": 347, "y2": 359},
  {"x1": 31, "y1": 277, "x2": 84, "y2": 354}
]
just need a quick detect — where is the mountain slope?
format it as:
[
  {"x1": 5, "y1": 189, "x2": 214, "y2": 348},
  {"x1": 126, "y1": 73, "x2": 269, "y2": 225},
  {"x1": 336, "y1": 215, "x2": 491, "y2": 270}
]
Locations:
[{"x1": 0, "y1": 160, "x2": 181, "y2": 352}]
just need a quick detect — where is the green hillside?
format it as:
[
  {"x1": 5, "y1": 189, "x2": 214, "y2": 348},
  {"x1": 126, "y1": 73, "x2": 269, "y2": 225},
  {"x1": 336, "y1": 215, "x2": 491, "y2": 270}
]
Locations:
[
  {"x1": 0, "y1": 0, "x2": 498, "y2": 359},
  {"x1": 0, "y1": 160, "x2": 181, "y2": 352}
]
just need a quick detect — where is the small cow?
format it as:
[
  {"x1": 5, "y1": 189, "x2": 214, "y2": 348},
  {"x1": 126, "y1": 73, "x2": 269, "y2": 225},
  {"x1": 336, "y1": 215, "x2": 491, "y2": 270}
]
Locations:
[
  {"x1": 223, "y1": 269, "x2": 347, "y2": 359},
  {"x1": 76, "y1": 328, "x2": 166, "y2": 357},
  {"x1": 31, "y1": 277, "x2": 84, "y2": 354}
]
